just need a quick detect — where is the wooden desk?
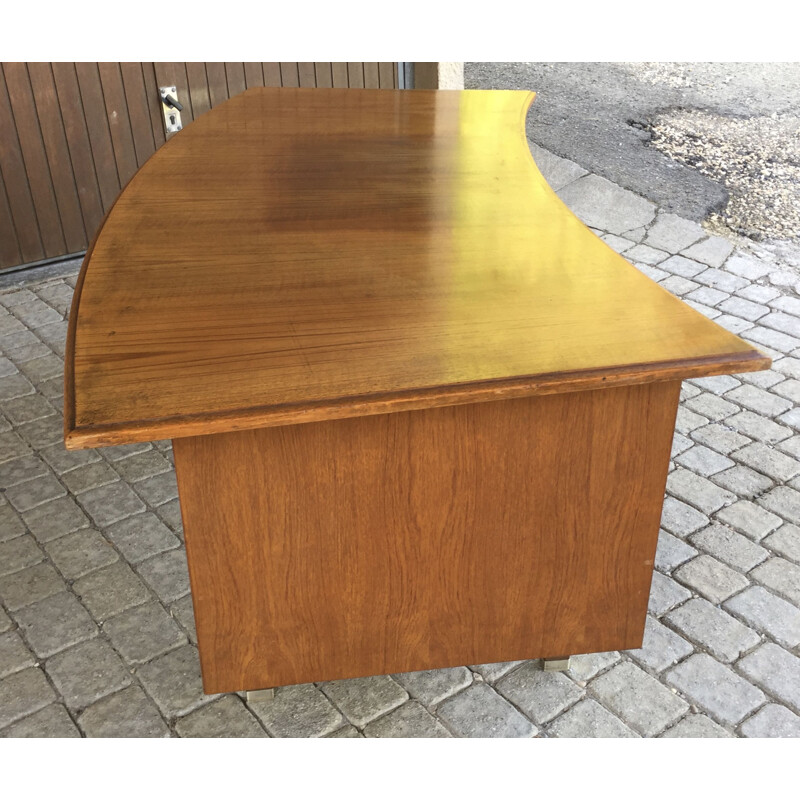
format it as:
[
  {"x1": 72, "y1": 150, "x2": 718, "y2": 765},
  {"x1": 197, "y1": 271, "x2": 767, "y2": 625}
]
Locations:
[{"x1": 65, "y1": 88, "x2": 769, "y2": 695}]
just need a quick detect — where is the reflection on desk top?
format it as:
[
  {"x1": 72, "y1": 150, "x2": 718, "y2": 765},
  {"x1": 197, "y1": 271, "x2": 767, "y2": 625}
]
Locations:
[{"x1": 64, "y1": 88, "x2": 769, "y2": 448}]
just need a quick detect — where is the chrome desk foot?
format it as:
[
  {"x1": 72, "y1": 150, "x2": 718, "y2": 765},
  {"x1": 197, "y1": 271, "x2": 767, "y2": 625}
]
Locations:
[
  {"x1": 246, "y1": 688, "x2": 275, "y2": 703},
  {"x1": 543, "y1": 656, "x2": 572, "y2": 671}
]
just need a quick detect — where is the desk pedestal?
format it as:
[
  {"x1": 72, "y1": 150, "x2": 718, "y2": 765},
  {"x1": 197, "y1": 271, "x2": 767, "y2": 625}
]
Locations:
[{"x1": 173, "y1": 381, "x2": 679, "y2": 694}]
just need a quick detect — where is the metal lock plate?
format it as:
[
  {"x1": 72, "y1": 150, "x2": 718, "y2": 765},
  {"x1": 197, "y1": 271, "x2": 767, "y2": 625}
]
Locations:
[{"x1": 159, "y1": 86, "x2": 183, "y2": 135}]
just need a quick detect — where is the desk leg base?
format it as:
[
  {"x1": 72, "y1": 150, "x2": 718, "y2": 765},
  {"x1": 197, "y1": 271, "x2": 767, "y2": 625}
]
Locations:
[
  {"x1": 543, "y1": 657, "x2": 572, "y2": 672},
  {"x1": 246, "y1": 688, "x2": 275, "y2": 703}
]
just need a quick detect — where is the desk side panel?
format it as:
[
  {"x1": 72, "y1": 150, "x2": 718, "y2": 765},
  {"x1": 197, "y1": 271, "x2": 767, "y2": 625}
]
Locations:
[{"x1": 174, "y1": 381, "x2": 679, "y2": 694}]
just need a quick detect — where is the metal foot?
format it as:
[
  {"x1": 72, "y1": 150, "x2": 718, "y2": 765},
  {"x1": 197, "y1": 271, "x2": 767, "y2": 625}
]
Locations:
[
  {"x1": 543, "y1": 656, "x2": 572, "y2": 671},
  {"x1": 246, "y1": 688, "x2": 275, "y2": 703}
]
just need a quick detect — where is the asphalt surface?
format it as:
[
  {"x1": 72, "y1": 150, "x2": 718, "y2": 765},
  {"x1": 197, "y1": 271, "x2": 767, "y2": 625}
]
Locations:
[{"x1": 465, "y1": 63, "x2": 800, "y2": 243}]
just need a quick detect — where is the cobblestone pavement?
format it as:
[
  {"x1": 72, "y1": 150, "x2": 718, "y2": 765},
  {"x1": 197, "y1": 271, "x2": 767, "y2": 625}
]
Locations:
[{"x1": 1, "y1": 149, "x2": 800, "y2": 737}]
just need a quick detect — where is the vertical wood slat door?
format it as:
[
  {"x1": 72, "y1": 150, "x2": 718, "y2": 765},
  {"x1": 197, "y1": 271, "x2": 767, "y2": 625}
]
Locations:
[{"x1": 0, "y1": 62, "x2": 399, "y2": 272}]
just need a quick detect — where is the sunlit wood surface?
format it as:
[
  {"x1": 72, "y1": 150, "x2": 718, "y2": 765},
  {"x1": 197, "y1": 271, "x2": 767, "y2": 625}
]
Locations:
[{"x1": 65, "y1": 88, "x2": 768, "y2": 447}]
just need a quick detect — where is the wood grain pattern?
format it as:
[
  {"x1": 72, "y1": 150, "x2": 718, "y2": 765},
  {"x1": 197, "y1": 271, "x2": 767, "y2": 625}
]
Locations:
[
  {"x1": 174, "y1": 382, "x2": 679, "y2": 693},
  {"x1": 65, "y1": 89, "x2": 768, "y2": 448}
]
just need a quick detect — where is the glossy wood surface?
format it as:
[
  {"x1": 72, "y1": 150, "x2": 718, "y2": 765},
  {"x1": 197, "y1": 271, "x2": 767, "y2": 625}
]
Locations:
[
  {"x1": 174, "y1": 382, "x2": 679, "y2": 694},
  {"x1": 66, "y1": 88, "x2": 768, "y2": 448}
]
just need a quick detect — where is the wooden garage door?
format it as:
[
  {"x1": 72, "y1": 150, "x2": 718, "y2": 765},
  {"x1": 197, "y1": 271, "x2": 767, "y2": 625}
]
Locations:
[{"x1": 0, "y1": 62, "x2": 399, "y2": 273}]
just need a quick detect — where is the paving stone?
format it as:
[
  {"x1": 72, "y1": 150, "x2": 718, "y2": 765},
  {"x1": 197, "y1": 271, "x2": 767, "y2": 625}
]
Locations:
[
  {"x1": 737, "y1": 644, "x2": 800, "y2": 714},
  {"x1": 113, "y1": 450, "x2": 172, "y2": 483},
  {"x1": 763, "y1": 523, "x2": 800, "y2": 563},
  {"x1": 496, "y1": 662, "x2": 583, "y2": 724},
  {"x1": 773, "y1": 379, "x2": 800, "y2": 404},
  {"x1": 0, "y1": 562, "x2": 66, "y2": 611},
  {"x1": 674, "y1": 407, "x2": 708, "y2": 434},
  {"x1": 78, "y1": 481, "x2": 146, "y2": 528},
  {"x1": 327, "y1": 724, "x2": 362, "y2": 738},
  {"x1": 686, "y1": 286, "x2": 730, "y2": 308},
  {"x1": 746, "y1": 326, "x2": 800, "y2": 355},
  {"x1": 22, "y1": 496, "x2": 89, "y2": 542},
  {"x1": 778, "y1": 407, "x2": 800, "y2": 430},
  {"x1": 251, "y1": 681, "x2": 344, "y2": 737},
  {"x1": 78, "y1": 686, "x2": 170, "y2": 737},
  {"x1": 600, "y1": 233, "x2": 633, "y2": 254},
  {"x1": 724, "y1": 253, "x2": 774, "y2": 281},
  {"x1": 758, "y1": 486, "x2": 800, "y2": 524},
  {"x1": 566, "y1": 651, "x2": 620, "y2": 682},
  {"x1": 691, "y1": 523, "x2": 768, "y2": 571},
  {"x1": 169, "y1": 595, "x2": 197, "y2": 644},
  {"x1": 693, "y1": 267, "x2": 748, "y2": 294},
  {"x1": 675, "y1": 445, "x2": 734, "y2": 477},
  {"x1": 774, "y1": 356, "x2": 800, "y2": 380},
  {"x1": 713, "y1": 314, "x2": 752, "y2": 335},
  {"x1": 590, "y1": 661, "x2": 688, "y2": 736},
  {"x1": 660, "y1": 496, "x2": 709, "y2": 538},
  {"x1": 671, "y1": 432, "x2": 693, "y2": 458},
  {"x1": 634, "y1": 262, "x2": 669, "y2": 282},
  {"x1": 712, "y1": 466, "x2": 774, "y2": 499},
  {"x1": 661, "y1": 275, "x2": 701, "y2": 298},
  {"x1": 102, "y1": 601, "x2": 187, "y2": 664},
  {"x1": 39, "y1": 442, "x2": 101, "y2": 475},
  {"x1": 393, "y1": 666, "x2": 472, "y2": 706},
  {"x1": 770, "y1": 294, "x2": 800, "y2": 316},
  {"x1": 760, "y1": 312, "x2": 800, "y2": 339},
  {"x1": 156, "y1": 498, "x2": 183, "y2": 532},
  {"x1": 45, "y1": 528, "x2": 118, "y2": 580},
  {"x1": 0, "y1": 374, "x2": 35, "y2": 403},
  {"x1": 681, "y1": 237, "x2": 734, "y2": 268},
  {"x1": 665, "y1": 598, "x2": 760, "y2": 663},
  {"x1": 13, "y1": 591, "x2": 97, "y2": 659},
  {"x1": 725, "y1": 412, "x2": 792, "y2": 446},
  {"x1": 655, "y1": 529, "x2": 698, "y2": 572},
  {"x1": 649, "y1": 572, "x2": 691, "y2": 616},
  {"x1": 1, "y1": 392, "x2": 55, "y2": 425},
  {"x1": 133, "y1": 470, "x2": 179, "y2": 507},
  {"x1": 176, "y1": 694, "x2": 266, "y2": 737},
  {"x1": 545, "y1": 698, "x2": 636, "y2": 738},
  {"x1": 683, "y1": 394, "x2": 739, "y2": 422},
  {"x1": 0, "y1": 534, "x2": 43, "y2": 576},
  {"x1": 626, "y1": 244, "x2": 668, "y2": 265},
  {"x1": 18, "y1": 352, "x2": 63, "y2": 384},
  {"x1": 739, "y1": 704, "x2": 800, "y2": 738},
  {"x1": 0, "y1": 667, "x2": 57, "y2": 729},
  {"x1": 73, "y1": 561, "x2": 151, "y2": 621},
  {"x1": 718, "y1": 296, "x2": 770, "y2": 321},
  {"x1": 627, "y1": 615, "x2": 694, "y2": 673},
  {"x1": 0, "y1": 630, "x2": 35, "y2": 678},
  {"x1": 101, "y1": 441, "x2": 153, "y2": 462},
  {"x1": 19, "y1": 417, "x2": 71, "y2": 452},
  {"x1": 666, "y1": 469, "x2": 736, "y2": 514},
  {"x1": 529, "y1": 142, "x2": 588, "y2": 191},
  {"x1": 365, "y1": 701, "x2": 452, "y2": 738},
  {"x1": 0, "y1": 703, "x2": 81, "y2": 738},
  {"x1": 136, "y1": 548, "x2": 190, "y2": 603},
  {"x1": 750, "y1": 557, "x2": 800, "y2": 605},
  {"x1": 692, "y1": 425, "x2": 752, "y2": 459},
  {"x1": 10, "y1": 298, "x2": 63, "y2": 328},
  {"x1": 61, "y1": 461, "x2": 120, "y2": 495},
  {"x1": 469, "y1": 661, "x2": 524, "y2": 682},
  {"x1": 557, "y1": 173, "x2": 656, "y2": 235},
  {"x1": 4, "y1": 473, "x2": 66, "y2": 513},
  {"x1": 660, "y1": 713, "x2": 732, "y2": 737},
  {"x1": 717, "y1": 500, "x2": 784, "y2": 541},
  {"x1": 691, "y1": 374, "x2": 742, "y2": 395},
  {"x1": 725, "y1": 384, "x2": 793, "y2": 418},
  {"x1": 777, "y1": 436, "x2": 800, "y2": 460},
  {"x1": 643, "y1": 213, "x2": 705, "y2": 252},
  {"x1": 738, "y1": 284, "x2": 782, "y2": 304},
  {"x1": 104, "y1": 512, "x2": 180, "y2": 564},
  {"x1": 321, "y1": 675, "x2": 408, "y2": 728},
  {"x1": 733, "y1": 442, "x2": 800, "y2": 483},
  {"x1": 436, "y1": 683, "x2": 535, "y2": 738},
  {"x1": 137, "y1": 644, "x2": 215, "y2": 718},
  {"x1": 0, "y1": 431, "x2": 31, "y2": 466},
  {"x1": 724, "y1": 586, "x2": 800, "y2": 649},
  {"x1": 45, "y1": 638, "x2": 132, "y2": 710},
  {"x1": 0, "y1": 607, "x2": 10, "y2": 634},
  {"x1": 0, "y1": 453, "x2": 48, "y2": 487},
  {"x1": 667, "y1": 653, "x2": 765, "y2": 725}
]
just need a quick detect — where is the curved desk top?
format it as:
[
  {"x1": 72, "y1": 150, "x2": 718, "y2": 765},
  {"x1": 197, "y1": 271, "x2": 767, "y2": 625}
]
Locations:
[{"x1": 65, "y1": 88, "x2": 768, "y2": 448}]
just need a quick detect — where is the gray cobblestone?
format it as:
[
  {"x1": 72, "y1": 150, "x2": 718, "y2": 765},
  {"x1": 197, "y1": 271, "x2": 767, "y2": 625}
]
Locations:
[
  {"x1": 251, "y1": 682, "x2": 344, "y2": 737},
  {"x1": 675, "y1": 445, "x2": 734, "y2": 477},
  {"x1": 134, "y1": 470, "x2": 179, "y2": 507},
  {"x1": 691, "y1": 523, "x2": 768, "y2": 571},
  {"x1": 113, "y1": 450, "x2": 172, "y2": 483},
  {"x1": 0, "y1": 667, "x2": 57, "y2": 729},
  {"x1": 770, "y1": 295, "x2": 800, "y2": 316},
  {"x1": 667, "y1": 654, "x2": 765, "y2": 725},
  {"x1": 738, "y1": 284, "x2": 781, "y2": 304},
  {"x1": 0, "y1": 608, "x2": 11, "y2": 634},
  {"x1": 725, "y1": 586, "x2": 800, "y2": 649},
  {"x1": 78, "y1": 686, "x2": 171, "y2": 737},
  {"x1": 655, "y1": 530, "x2": 698, "y2": 572},
  {"x1": 566, "y1": 651, "x2": 621, "y2": 682},
  {"x1": 0, "y1": 562, "x2": 66, "y2": 611},
  {"x1": 725, "y1": 410, "x2": 793, "y2": 444},
  {"x1": 683, "y1": 393, "x2": 739, "y2": 422},
  {"x1": 0, "y1": 432, "x2": 30, "y2": 466},
  {"x1": 674, "y1": 407, "x2": 709, "y2": 434},
  {"x1": 4, "y1": 472, "x2": 66, "y2": 513},
  {"x1": 169, "y1": 595, "x2": 197, "y2": 644},
  {"x1": 436, "y1": 683, "x2": 535, "y2": 738},
  {"x1": 777, "y1": 436, "x2": 800, "y2": 460},
  {"x1": 758, "y1": 486, "x2": 800, "y2": 524},
  {"x1": 643, "y1": 214, "x2": 705, "y2": 253},
  {"x1": 45, "y1": 528, "x2": 118, "y2": 580},
  {"x1": 73, "y1": 561, "x2": 150, "y2": 621},
  {"x1": 545, "y1": 698, "x2": 636, "y2": 738},
  {"x1": 102, "y1": 601, "x2": 187, "y2": 664},
  {"x1": 495, "y1": 662, "x2": 583, "y2": 725},
  {"x1": 712, "y1": 466, "x2": 774, "y2": 499},
  {"x1": 22, "y1": 496, "x2": 90, "y2": 542},
  {"x1": 738, "y1": 644, "x2": 800, "y2": 714},
  {"x1": 45, "y1": 638, "x2": 132, "y2": 710},
  {"x1": 648, "y1": 572, "x2": 691, "y2": 616},
  {"x1": 671, "y1": 432, "x2": 693, "y2": 458},
  {"x1": 774, "y1": 356, "x2": 800, "y2": 379},
  {"x1": 763, "y1": 523, "x2": 800, "y2": 563},
  {"x1": 665, "y1": 598, "x2": 760, "y2": 663},
  {"x1": 105, "y1": 513, "x2": 180, "y2": 564},
  {"x1": 79, "y1": 481, "x2": 146, "y2": 528},
  {"x1": 662, "y1": 275, "x2": 700, "y2": 297},
  {"x1": 393, "y1": 666, "x2": 472, "y2": 706},
  {"x1": 724, "y1": 254, "x2": 773, "y2": 281},
  {"x1": 469, "y1": 661, "x2": 524, "y2": 682},
  {"x1": 733, "y1": 442, "x2": 800, "y2": 482},
  {"x1": 0, "y1": 534, "x2": 43, "y2": 577},
  {"x1": 713, "y1": 314, "x2": 753, "y2": 335},
  {"x1": 694, "y1": 267, "x2": 747, "y2": 293},
  {"x1": 626, "y1": 244, "x2": 668, "y2": 264},
  {"x1": 176, "y1": 695, "x2": 266, "y2": 737},
  {"x1": 773, "y1": 379, "x2": 800, "y2": 404},
  {"x1": 681, "y1": 237, "x2": 734, "y2": 268},
  {"x1": 660, "y1": 496, "x2": 709, "y2": 538},
  {"x1": 739, "y1": 704, "x2": 800, "y2": 737},
  {"x1": 0, "y1": 453, "x2": 47, "y2": 487},
  {"x1": 0, "y1": 503, "x2": 24, "y2": 544},
  {"x1": 746, "y1": 326, "x2": 800, "y2": 355},
  {"x1": 0, "y1": 630, "x2": 35, "y2": 678},
  {"x1": 724, "y1": 384, "x2": 793, "y2": 417},
  {"x1": 13, "y1": 592, "x2": 97, "y2": 658},
  {"x1": 39, "y1": 442, "x2": 101, "y2": 475},
  {"x1": 718, "y1": 296, "x2": 770, "y2": 321},
  {"x1": 327, "y1": 724, "x2": 361, "y2": 737},
  {"x1": 61, "y1": 461, "x2": 119, "y2": 495},
  {"x1": 0, "y1": 703, "x2": 81, "y2": 737},
  {"x1": 321, "y1": 674, "x2": 408, "y2": 728},
  {"x1": 690, "y1": 374, "x2": 741, "y2": 395},
  {"x1": 687, "y1": 286, "x2": 730, "y2": 307},
  {"x1": 136, "y1": 549, "x2": 190, "y2": 603},
  {"x1": 17, "y1": 414, "x2": 65, "y2": 449},
  {"x1": 365, "y1": 701, "x2": 452, "y2": 737},
  {"x1": 660, "y1": 713, "x2": 733, "y2": 737},
  {"x1": 155, "y1": 498, "x2": 183, "y2": 532},
  {"x1": 750, "y1": 557, "x2": 800, "y2": 605},
  {"x1": 717, "y1": 500, "x2": 784, "y2": 541},
  {"x1": 627, "y1": 615, "x2": 693, "y2": 673},
  {"x1": 761, "y1": 312, "x2": 800, "y2": 338},
  {"x1": 667, "y1": 469, "x2": 736, "y2": 514},
  {"x1": 778, "y1": 407, "x2": 800, "y2": 430}
]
